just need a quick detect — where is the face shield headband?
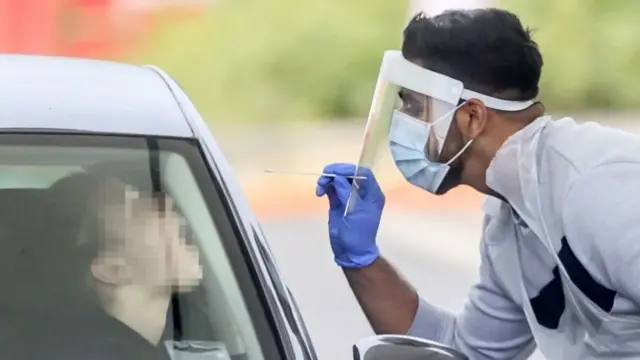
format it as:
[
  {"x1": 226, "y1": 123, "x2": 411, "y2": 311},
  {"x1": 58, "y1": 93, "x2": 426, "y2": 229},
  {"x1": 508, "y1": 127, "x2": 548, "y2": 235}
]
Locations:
[{"x1": 344, "y1": 50, "x2": 535, "y2": 214}]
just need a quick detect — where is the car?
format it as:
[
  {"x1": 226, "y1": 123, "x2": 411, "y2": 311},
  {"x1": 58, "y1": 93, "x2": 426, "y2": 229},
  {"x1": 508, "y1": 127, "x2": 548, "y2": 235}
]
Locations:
[{"x1": 0, "y1": 54, "x2": 466, "y2": 360}]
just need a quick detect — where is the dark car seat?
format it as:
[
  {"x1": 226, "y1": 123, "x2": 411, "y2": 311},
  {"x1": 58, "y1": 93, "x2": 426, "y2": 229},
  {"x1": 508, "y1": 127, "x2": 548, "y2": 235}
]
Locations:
[
  {"x1": 0, "y1": 188, "x2": 61, "y2": 310},
  {"x1": 0, "y1": 186, "x2": 104, "y2": 359}
]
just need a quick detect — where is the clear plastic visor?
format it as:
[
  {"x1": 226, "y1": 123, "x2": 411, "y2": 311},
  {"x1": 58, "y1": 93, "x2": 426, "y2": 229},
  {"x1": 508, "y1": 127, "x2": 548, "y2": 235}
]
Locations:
[
  {"x1": 354, "y1": 77, "x2": 458, "y2": 171},
  {"x1": 394, "y1": 86, "x2": 459, "y2": 162},
  {"x1": 343, "y1": 77, "x2": 458, "y2": 215},
  {"x1": 343, "y1": 50, "x2": 535, "y2": 215}
]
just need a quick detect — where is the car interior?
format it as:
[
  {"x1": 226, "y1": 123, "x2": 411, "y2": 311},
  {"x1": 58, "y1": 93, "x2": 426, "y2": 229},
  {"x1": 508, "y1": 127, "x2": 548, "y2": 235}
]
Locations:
[{"x1": 0, "y1": 148, "x2": 264, "y2": 360}]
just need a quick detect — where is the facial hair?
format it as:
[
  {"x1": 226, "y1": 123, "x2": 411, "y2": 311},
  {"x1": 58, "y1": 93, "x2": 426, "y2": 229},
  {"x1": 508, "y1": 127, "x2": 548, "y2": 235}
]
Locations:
[{"x1": 434, "y1": 163, "x2": 462, "y2": 195}]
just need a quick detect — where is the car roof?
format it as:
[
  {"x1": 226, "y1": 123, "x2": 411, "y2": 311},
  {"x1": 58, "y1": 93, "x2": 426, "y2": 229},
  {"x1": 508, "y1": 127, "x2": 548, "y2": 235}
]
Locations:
[{"x1": 0, "y1": 54, "x2": 195, "y2": 137}]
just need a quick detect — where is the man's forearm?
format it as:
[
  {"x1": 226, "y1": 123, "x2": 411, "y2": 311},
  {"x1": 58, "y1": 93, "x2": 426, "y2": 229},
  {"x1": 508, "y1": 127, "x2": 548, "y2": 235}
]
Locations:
[{"x1": 343, "y1": 256, "x2": 419, "y2": 334}]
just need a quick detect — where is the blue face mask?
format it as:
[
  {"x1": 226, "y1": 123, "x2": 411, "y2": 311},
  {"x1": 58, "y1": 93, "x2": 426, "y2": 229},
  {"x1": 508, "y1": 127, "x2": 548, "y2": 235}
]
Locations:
[{"x1": 389, "y1": 110, "x2": 473, "y2": 194}]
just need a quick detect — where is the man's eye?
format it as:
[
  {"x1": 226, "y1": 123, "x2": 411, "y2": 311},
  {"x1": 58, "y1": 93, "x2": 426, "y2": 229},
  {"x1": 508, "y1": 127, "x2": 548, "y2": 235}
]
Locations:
[{"x1": 403, "y1": 102, "x2": 422, "y2": 117}]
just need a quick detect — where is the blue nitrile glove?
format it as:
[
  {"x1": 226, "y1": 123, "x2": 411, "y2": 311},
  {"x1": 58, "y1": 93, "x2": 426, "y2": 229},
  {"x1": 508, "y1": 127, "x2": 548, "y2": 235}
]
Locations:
[{"x1": 315, "y1": 163, "x2": 385, "y2": 269}]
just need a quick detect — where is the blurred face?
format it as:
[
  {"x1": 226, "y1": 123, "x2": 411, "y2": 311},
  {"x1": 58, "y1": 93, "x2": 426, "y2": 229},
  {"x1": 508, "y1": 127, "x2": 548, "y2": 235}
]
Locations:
[{"x1": 88, "y1": 178, "x2": 202, "y2": 292}]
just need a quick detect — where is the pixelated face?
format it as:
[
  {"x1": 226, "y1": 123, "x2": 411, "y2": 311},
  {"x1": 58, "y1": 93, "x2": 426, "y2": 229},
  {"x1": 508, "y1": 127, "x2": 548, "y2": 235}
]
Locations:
[{"x1": 90, "y1": 178, "x2": 203, "y2": 291}]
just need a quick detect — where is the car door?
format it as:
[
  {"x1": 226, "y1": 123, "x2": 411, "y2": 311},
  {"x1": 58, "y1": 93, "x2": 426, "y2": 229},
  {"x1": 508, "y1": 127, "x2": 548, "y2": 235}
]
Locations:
[{"x1": 0, "y1": 131, "x2": 316, "y2": 360}]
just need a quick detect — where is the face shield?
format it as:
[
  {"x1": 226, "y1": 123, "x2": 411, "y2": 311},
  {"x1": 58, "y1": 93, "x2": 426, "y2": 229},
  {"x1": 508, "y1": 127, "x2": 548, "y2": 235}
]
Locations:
[{"x1": 344, "y1": 50, "x2": 534, "y2": 214}]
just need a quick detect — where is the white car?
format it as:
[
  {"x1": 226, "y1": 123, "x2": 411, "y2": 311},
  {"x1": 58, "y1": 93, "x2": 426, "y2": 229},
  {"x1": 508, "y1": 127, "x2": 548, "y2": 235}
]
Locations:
[{"x1": 0, "y1": 54, "x2": 466, "y2": 360}]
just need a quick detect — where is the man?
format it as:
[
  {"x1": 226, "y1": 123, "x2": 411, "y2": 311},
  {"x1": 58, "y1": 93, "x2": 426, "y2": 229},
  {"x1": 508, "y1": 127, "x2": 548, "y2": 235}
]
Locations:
[{"x1": 316, "y1": 8, "x2": 640, "y2": 360}]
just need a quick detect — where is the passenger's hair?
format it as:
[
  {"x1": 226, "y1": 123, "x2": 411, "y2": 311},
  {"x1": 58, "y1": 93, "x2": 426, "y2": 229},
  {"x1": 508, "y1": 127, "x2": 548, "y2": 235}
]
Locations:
[{"x1": 402, "y1": 8, "x2": 543, "y2": 101}]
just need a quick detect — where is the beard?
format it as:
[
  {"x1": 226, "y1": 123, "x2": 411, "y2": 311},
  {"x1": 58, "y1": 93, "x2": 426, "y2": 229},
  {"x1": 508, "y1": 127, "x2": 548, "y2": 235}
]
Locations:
[{"x1": 434, "y1": 163, "x2": 463, "y2": 195}]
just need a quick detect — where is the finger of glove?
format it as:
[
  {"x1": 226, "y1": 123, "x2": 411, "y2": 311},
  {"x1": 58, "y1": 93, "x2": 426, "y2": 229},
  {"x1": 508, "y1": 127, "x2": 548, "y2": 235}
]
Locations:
[
  {"x1": 316, "y1": 179, "x2": 331, "y2": 197},
  {"x1": 316, "y1": 169, "x2": 337, "y2": 196},
  {"x1": 332, "y1": 176, "x2": 358, "y2": 206},
  {"x1": 351, "y1": 167, "x2": 383, "y2": 202},
  {"x1": 323, "y1": 163, "x2": 358, "y2": 177},
  {"x1": 320, "y1": 163, "x2": 356, "y2": 200},
  {"x1": 323, "y1": 163, "x2": 382, "y2": 203},
  {"x1": 323, "y1": 163, "x2": 371, "y2": 198},
  {"x1": 325, "y1": 185, "x2": 342, "y2": 210},
  {"x1": 326, "y1": 165, "x2": 382, "y2": 202}
]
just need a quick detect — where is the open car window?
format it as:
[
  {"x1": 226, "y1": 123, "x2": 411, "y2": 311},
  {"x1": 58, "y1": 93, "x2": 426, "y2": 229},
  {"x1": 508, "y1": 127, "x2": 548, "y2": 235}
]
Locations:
[{"x1": 0, "y1": 134, "x2": 283, "y2": 360}]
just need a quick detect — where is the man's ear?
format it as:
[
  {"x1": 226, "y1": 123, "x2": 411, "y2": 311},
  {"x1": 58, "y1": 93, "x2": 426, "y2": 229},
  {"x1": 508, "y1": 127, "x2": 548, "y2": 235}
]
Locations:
[{"x1": 455, "y1": 99, "x2": 489, "y2": 141}]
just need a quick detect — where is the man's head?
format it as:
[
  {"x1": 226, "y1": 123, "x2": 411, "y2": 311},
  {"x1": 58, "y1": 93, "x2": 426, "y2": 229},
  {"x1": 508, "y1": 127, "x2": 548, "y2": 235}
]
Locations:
[{"x1": 401, "y1": 8, "x2": 544, "y2": 194}]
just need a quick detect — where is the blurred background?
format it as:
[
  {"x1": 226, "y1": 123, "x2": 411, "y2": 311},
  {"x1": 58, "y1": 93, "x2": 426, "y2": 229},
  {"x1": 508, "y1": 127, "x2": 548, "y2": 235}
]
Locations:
[{"x1": 4, "y1": 0, "x2": 639, "y2": 358}]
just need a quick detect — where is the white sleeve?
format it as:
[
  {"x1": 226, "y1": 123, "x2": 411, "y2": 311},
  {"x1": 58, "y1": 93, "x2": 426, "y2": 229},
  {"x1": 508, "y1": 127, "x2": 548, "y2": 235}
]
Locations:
[
  {"x1": 407, "y1": 230, "x2": 535, "y2": 360},
  {"x1": 562, "y1": 163, "x2": 640, "y2": 305}
]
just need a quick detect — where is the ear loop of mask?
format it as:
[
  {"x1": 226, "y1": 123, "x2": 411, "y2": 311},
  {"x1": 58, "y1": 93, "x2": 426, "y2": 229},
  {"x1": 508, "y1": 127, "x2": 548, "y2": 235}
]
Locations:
[
  {"x1": 445, "y1": 100, "x2": 475, "y2": 165},
  {"x1": 445, "y1": 138, "x2": 474, "y2": 165},
  {"x1": 421, "y1": 99, "x2": 474, "y2": 164}
]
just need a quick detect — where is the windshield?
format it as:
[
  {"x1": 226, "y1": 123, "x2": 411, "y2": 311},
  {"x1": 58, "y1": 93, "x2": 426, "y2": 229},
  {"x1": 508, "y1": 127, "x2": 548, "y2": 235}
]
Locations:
[{"x1": 0, "y1": 133, "x2": 283, "y2": 360}]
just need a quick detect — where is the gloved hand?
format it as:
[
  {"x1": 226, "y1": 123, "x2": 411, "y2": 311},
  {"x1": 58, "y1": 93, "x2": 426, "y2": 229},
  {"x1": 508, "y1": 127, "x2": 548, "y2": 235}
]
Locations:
[{"x1": 315, "y1": 163, "x2": 385, "y2": 269}]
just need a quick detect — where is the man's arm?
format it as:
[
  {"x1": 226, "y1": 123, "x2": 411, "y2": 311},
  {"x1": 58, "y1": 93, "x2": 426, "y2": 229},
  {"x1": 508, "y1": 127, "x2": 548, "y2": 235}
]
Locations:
[
  {"x1": 344, "y1": 238, "x2": 536, "y2": 360},
  {"x1": 343, "y1": 257, "x2": 419, "y2": 334}
]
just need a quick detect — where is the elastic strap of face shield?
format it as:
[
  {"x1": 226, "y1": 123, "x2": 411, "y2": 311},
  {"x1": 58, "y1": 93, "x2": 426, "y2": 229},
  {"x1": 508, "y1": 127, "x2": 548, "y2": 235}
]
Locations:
[
  {"x1": 146, "y1": 137, "x2": 184, "y2": 341},
  {"x1": 460, "y1": 89, "x2": 535, "y2": 112}
]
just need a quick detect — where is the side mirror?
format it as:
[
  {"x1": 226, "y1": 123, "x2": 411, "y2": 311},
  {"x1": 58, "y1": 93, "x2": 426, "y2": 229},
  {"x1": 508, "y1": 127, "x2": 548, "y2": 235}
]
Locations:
[{"x1": 352, "y1": 335, "x2": 468, "y2": 360}]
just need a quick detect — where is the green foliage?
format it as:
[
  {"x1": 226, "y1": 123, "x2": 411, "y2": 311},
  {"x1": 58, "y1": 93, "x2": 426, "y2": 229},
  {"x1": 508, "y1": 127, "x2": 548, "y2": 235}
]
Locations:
[
  {"x1": 133, "y1": 0, "x2": 408, "y2": 123},
  {"x1": 502, "y1": 0, "x2": 640, "y2": 111},
  {"x1": 132, "y1": 1, "x2": 640, "y2": 123}
]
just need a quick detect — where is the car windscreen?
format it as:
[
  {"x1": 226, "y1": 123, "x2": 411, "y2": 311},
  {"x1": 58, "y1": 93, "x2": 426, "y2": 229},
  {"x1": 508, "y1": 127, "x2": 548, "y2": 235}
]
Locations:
[{"x1": 0, "y1": 133, "x2": 283, "y2": 360}]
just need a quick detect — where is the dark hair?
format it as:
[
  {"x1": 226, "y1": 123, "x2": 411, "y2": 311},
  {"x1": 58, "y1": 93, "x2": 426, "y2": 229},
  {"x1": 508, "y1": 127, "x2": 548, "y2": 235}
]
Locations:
[{"x1": 402, "y1": 8, "x2": 543, "y2": 101}]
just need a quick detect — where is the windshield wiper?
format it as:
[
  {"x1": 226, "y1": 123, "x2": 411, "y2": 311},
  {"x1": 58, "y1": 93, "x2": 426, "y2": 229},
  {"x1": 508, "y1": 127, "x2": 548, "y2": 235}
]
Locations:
[{"x1": 253, "y1": 230, "x2": 317, "y2": 360}]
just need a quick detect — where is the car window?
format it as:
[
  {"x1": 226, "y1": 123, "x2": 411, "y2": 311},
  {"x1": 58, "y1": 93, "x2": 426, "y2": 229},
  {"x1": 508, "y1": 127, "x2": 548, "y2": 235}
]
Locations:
[
  {"x1": 0, "y1": 166, "x2": 84, "y2": 188},
  {"x1": 0, "y1": 134, "x2": 282, "y2": 360}
]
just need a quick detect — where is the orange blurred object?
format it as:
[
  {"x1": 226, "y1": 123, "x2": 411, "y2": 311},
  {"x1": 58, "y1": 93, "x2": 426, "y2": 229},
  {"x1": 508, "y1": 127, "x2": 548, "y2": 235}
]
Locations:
[
  {"x1": 0, "y1": 0, "x2": 206, "y2": 59},
  {"x1": 0, "y1": 0, "x2": 60, "y2": 55}
]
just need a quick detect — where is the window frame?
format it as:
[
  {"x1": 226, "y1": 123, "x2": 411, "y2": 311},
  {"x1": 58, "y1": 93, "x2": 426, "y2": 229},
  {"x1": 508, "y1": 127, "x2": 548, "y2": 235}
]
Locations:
[{"x1": 0, "y1": 132, "x2": 289, "y2": 359}]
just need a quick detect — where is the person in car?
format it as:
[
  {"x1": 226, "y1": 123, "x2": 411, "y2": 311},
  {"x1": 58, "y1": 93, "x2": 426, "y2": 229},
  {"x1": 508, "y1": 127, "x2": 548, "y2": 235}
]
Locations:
[
  {"x1": 36, "y1": 173, "x2": 203, "y2": 359},
  {"x1": 79, "y1": 175, "x2": 203, "y2": 344}
]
